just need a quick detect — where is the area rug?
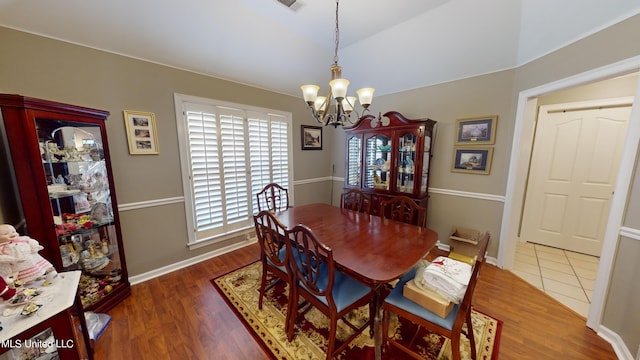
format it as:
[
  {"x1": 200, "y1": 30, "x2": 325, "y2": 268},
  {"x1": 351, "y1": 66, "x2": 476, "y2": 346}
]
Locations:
[{"x1": 212, "y1": 261, "x2": 501, "y2": 360}]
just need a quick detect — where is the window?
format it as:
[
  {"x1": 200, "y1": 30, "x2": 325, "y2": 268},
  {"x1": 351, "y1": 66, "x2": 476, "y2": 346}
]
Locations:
[{"x1": 174, "y1": 94, "x2": 293, "y2": 246}]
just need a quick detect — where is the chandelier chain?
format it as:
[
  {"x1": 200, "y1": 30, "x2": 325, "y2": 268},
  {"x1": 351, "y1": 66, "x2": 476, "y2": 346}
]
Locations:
[{"x1": 334, "y1": 0, "x2": 340, "y2": 65}]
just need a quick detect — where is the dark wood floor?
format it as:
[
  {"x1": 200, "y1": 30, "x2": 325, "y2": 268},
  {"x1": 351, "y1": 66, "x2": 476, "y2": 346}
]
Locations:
[{"x1": 91, "y1": 243, "x2": 616, "y2": 360}]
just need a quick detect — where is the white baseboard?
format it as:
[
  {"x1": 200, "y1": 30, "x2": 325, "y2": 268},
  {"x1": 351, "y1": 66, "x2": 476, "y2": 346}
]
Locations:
[
  {"x1": 598, "y1": 325, "x2": 634, "y2": 360},
  {"x1": 128, "y1": 238, "x2": 256, "y2": 285}
]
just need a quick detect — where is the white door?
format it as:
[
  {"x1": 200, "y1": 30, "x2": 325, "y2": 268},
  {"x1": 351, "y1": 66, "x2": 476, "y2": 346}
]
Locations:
[{"x1": 520, "y1": 98, "x2": 632, "y2": 256}]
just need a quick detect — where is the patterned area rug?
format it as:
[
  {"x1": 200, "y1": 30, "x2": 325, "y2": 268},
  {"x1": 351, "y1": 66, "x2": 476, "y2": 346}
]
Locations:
[{"x1": 212, "y1": 261, "x2": 501, "y2": 360}]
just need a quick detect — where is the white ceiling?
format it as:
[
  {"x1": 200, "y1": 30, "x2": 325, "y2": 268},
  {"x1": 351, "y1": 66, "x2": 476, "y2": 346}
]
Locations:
[{"x1": 1, "y1": 0, "x2": 639, "y2": 97}]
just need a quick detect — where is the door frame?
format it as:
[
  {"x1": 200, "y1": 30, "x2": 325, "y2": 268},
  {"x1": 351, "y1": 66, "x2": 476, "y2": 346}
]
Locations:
[{"x1": 498, "y1": 55, "x2": 640, "y2": 331}]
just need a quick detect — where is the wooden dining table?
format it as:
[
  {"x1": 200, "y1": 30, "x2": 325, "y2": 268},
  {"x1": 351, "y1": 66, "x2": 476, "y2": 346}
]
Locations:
[{"x1": 275, "y1": 203, "x2": 438, "y2": 360}]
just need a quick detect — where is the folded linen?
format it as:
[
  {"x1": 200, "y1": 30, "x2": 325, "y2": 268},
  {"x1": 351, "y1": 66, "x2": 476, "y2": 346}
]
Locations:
[{"x1": 420, "y1": 256, "x2": 472, "y2": 303}]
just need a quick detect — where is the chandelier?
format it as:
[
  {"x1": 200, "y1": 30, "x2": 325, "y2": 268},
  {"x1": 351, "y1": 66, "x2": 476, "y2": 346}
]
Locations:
[{"x1": 300, "y1": 0, "x2": 375, "y2": 128}]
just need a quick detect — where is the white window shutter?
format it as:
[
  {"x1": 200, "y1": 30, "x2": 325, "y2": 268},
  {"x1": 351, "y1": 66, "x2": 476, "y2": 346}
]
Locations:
[{"x1": 177, "y1": 96, "x2": 292, "y2": 245}]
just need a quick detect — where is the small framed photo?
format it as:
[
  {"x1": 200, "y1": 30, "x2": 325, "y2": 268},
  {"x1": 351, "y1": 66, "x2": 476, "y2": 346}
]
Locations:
[
  {"x1": 301, "y1": 125, "x2": 322, "y2": 150},
  {"x1": 454, "y1": 115, "x2": 497, "y2": 145},
  {"x1": 124, "y1": 110, "x2": 159, "y2": 154},
  {"x1": 451, "y1": 147, "x2": 493, "y2": 175}
]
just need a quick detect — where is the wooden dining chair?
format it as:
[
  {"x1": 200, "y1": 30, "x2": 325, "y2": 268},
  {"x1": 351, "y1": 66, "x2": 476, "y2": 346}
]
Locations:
[
  {"x1": 253, "y1": 210, "x2": 296, "y2": 335},
  {"x1": 285, "y1": 223, "x2": 374, "y2": 358},
  {"x1": 379, "y1": 195, "x2": 426, "y2": 227},
  {"x1": 340, "y1": 188, "x2": 372, "y2": 214},
  {"x1": 256, "y1": 182, "x2": 290, "y2": 212},
  {"x1": 382, "y1": 232, "x2": 490, "y2": 360}
]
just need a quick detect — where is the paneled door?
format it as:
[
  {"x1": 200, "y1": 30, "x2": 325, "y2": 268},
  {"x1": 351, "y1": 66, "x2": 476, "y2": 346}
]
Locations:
[{"x1": 520, "y1": 98, "x2": 632, "y2": 256}]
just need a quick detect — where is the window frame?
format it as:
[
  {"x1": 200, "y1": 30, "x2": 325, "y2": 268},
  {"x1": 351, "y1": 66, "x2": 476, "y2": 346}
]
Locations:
[{"x1": 174, "y1": 93, "x2": 294, "y2": 248}]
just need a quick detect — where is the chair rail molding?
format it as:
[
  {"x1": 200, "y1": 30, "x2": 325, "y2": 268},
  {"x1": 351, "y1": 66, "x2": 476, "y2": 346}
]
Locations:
[
  {"x1": 119, "y1": 196, "x2": 185, "y2": 211},
  {"x1": 429, "y1": 187, "x2": 505, "y2": 203},
  {"x1": 619, "y1": 226, "x2": 640, "y2": 241}
]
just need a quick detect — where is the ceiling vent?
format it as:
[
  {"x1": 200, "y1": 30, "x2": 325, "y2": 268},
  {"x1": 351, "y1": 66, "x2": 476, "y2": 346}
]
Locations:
[{"x1": 277, "y1": 0, "x2": 297, "y2": 8}]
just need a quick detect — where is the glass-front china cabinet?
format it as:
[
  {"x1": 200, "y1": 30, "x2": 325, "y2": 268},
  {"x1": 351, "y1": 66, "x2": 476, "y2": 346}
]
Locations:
[
  {"x1": 0, "y1": 94, "x2": 130, "y2": 313},
  {"x1": 344, "y1": 111, "x2": 436, "y2": 222}
]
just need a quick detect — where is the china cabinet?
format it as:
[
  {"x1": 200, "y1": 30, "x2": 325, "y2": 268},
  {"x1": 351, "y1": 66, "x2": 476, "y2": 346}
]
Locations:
[
  {"x1": 0, "y1": 94, "x2": 130, "y2": 313},
  {"x1": 344, "y1": 111, "x2": 436, "y2": 224}
]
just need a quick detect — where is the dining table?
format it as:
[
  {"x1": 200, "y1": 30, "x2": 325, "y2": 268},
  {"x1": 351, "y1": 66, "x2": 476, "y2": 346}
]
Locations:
[{"x1": 275, "y1": 203, "x2": 438, "y2": 360}]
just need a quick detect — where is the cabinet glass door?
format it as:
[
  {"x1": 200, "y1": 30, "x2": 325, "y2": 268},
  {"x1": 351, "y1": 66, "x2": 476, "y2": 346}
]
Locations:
[
  {"x1": 37, "y1": 120, "x2": 124, "y2": 308},
  {"x1": 364, "y1": 134, "x2": 392, "y2": 191},
  {"x1": 345, "y1": 135, "x2": 362, "y2": 187},
  {"x1": 421, "y1": 131, "x2": 431, "y2": 194},
  {"x1": 396, "y1": 131, "x2": 418, "y2": 194}
]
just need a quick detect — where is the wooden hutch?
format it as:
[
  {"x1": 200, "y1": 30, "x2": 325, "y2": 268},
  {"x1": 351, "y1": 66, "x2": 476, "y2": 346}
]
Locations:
[{"x1": 344, "y1": 111, "x2": 436, "y2": 224}]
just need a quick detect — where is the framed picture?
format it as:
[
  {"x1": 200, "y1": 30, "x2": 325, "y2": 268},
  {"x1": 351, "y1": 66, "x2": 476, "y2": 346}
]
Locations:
[
  {"x1": 454, "y1": 115, "x2": 497, "y2": 145},
  {"x1": 124, "y1": 110, "x2": 159, "y2": 154},
  {"x1": 451, "y1": 147, "x2": 494, "y2": 174},
  {"x1": 301, "y1": 125, "x2": 322, "y2": 150}
]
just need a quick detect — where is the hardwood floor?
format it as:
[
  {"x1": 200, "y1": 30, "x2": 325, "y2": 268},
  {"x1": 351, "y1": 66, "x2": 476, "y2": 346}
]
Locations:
[{"x1": 91, "y1": 243, "x2": 616, "y2": 360}]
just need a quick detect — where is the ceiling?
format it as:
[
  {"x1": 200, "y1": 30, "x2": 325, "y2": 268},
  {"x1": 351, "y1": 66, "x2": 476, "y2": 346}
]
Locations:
[{"x1": 1, "y1": 0, "x2": 639, "y2": 98}]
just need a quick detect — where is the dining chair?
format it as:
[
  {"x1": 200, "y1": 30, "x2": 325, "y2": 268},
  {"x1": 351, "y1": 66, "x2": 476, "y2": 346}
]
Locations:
[
  {"x1": 340, "y1": 188, "x2": 372, "y2": 214},
  {"x1": 253, "y1": 210, "x2": 296, "y2": 335},
  {"x1": 256, "y1": 182, "x2": 290, "y2": 212},
  {"x1": 379, "y1": 195, "x2": 426, "y2": 227},
  {"x1": 381, "y1": 232, "x2": 490, "y2": 360},
  {"x1": 285, "y1": 223, "x2": 374, "y2": 358}
]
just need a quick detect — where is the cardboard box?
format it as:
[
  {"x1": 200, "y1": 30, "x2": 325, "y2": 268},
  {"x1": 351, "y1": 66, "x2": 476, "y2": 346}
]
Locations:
[
  {"x1": 403, "y1": 280, "x2": 454, "y2": 318},
  {"x1": 448, "y1": 251, "x2": 477, "y2": 266},
  {"x1": 450, "y1": 226, "x2": 480, "y2": 258}
]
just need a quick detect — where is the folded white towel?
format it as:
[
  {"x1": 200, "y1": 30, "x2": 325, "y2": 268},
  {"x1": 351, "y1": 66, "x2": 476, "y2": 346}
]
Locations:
[{"x1": 420, "y1": 256, "x2": 472, "y2": 303}]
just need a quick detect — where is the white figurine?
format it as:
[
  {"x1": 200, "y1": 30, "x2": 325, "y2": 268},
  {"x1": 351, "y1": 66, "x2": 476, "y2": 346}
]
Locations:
[{"x1": 0, "y1": 224, "x2": 56, "y2": 283}]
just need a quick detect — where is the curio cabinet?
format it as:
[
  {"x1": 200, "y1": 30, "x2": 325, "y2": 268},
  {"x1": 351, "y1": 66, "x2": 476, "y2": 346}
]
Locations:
[{"x1": 0, "y1": 94, "x2": 130, "y2": 312}]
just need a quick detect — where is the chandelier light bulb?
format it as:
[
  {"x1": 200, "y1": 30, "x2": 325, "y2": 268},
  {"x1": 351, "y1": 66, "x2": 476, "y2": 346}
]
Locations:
[
  {"x1": 342, "y1": 96, "x2": 356, "y2": 113},
  {"x1": 329, "y1": 78, "x2": 349, "y2": 100},
  {"x1": 301, "y1": 85, "x2": 320, "y2": 104},
  {"x1": 356, "y1": 88, "x2": 375, "y2": 108},
  {"x1": 314, "y1": 96, "x2": 327, "y2": 113}
]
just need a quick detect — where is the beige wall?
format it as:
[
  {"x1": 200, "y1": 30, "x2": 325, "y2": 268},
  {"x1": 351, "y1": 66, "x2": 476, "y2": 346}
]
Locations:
[
  {"x1": 2, "y1": 12, "x2": 640, "y2": 354},
  {"x1": 0, "y1": 27, "x2": 334, "y2": 276},
  {"x1": 330, "y1": 69, "x2": 516, "y2": 257}
]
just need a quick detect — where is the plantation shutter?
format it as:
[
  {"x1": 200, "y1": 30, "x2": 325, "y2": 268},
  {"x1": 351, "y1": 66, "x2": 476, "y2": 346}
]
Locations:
[
  {"x1": 219, "y1": 108, "x2": 249, "y2": 226},
  {"x1": 248, "y1": 112, "x2": 290, "y2": 214},
  {"x1": 186, "y1": 109, "x2": 223, "y2": 234},
  {"x1": 179, "y1": 97, "x2": 292, "y2": 245}
]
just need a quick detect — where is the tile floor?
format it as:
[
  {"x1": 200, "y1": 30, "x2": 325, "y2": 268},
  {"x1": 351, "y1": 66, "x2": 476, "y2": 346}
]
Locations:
[{"x1": 512, "y1": 241, "x2": 600, "y2": 318}]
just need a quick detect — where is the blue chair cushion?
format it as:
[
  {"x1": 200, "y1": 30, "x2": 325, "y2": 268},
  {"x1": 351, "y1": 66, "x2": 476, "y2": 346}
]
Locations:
[
  {"x1": 308, "y1": 264, "x2": 371, "y2": 312},
  {"x1": 266, "y1": 246, "x2": 289, "y2": 272},
  {"x1": 384, "y1": 267, "x2": 460, "y2": 331}
]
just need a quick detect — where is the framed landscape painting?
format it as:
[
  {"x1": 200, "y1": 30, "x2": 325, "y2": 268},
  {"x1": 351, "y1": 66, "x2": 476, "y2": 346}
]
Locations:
[
  {"x1": 454, "y1": 115, "x2": 497, "y2": 145},
  {"x1": 301, "y1": 125, "x2": 322, "y2": 150},
  {"x1": 451, "y1": 147, "x2": 493, "y2": 174}
]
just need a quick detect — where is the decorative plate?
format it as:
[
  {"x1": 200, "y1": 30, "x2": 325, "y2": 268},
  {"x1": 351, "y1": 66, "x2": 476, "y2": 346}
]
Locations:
[
  {"x1": 8, "y1": 288, "x2": 41, "y2": 306},
  {"x1": 21, "y1": 303, "x2": 42, "y2": 316}
]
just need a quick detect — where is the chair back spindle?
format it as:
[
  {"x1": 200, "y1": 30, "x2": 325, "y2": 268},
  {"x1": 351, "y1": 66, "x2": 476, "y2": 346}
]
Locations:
[
  {"x1": 380, "y1": 195, "x2": 426, "y2": 227},
  {"x1": 340, "y1": 189, "x2": 372, "y2": 214},
  {"x1": 256, "y1": 183, "x2": 290, "y2": 212}
]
